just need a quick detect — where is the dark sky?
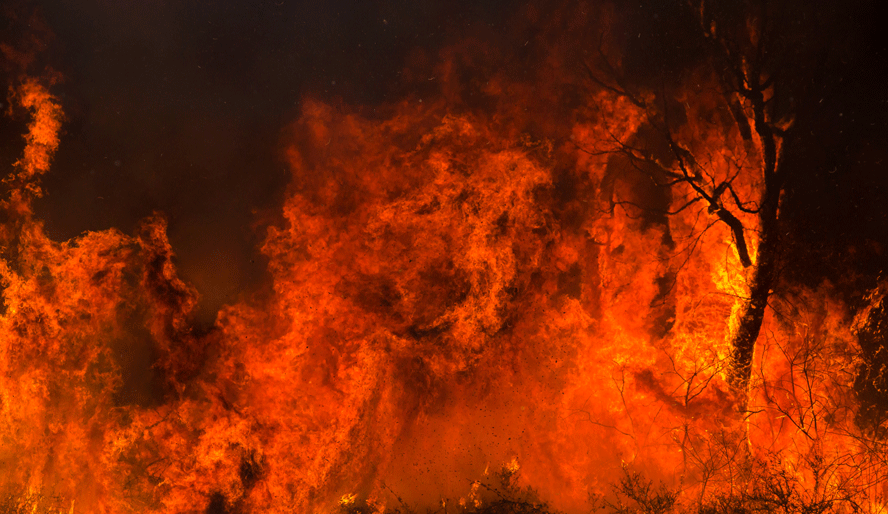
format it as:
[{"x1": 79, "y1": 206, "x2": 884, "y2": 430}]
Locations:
[{"x1": 3, "y1": 0, "x2": 887, "y2": 322}]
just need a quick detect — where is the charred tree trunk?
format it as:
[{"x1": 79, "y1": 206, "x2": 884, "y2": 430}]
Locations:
[
  {"x1": 729, "y1": 205, "x2": 779, "y2": 393},
  {"x1": 727, "y1": 82, "x2": 784, "y2": 396}
]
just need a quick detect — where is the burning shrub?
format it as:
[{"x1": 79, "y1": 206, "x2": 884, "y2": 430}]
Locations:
[
  {"x1": 339, "y1": 460, "x2": 557, "y2": 514},
  {"x1": 0, "y1": 490, "x2": 67, "y2": 514}
]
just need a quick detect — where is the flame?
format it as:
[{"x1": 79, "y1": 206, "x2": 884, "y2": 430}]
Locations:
[
  {"x1": 1, "y1": 28, "x2": 886, "y2": 514},
  {"x1": 5, "y1": 80, "x2": 62, "y2": 213}
]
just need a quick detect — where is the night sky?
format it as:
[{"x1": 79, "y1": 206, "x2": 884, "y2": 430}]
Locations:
[{"x1": 2, "y1": 0, "x2": 887, "y2": 322}]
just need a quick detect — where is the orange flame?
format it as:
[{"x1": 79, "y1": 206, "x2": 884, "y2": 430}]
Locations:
[
  {"x1": 6, "y1": 80, "x2": 62, "y2": 211},
  {"x1": 0, "y1": 56, "x2": 885, "y2": 514}
]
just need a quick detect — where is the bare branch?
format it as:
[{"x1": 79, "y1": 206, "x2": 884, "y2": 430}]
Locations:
[
  {"x1": 613, "y1": 197, "x2": 702, "y2": 216},
  {"x1": 582, "y1": 60, "x2": 646, "y2": 110}
]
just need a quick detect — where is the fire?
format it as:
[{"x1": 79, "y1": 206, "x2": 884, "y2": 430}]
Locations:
[
  {"x1": 1, "y1": 14, "x2": 886, "y2": 514},
  {"x1": 4, "y1": 79, "x2": 62, "y2": 214}
]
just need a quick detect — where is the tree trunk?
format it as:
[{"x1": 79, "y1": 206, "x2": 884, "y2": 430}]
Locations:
[
  {"x1": 727, "y1": 75, "x2": 784, "y2": 401},
  {"x1": 729, "y1": 200, "x2": 780, "y2": 399}
]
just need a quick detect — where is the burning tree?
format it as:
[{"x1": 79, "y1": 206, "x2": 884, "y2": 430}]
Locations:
[{"x1": 585, "y1": 0, "x2": 858, "y2": 396}]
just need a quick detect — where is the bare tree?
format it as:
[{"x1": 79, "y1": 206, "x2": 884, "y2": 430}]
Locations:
[{"x1": 585, "y1": 0, "x2": 854, "y2": 399}]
